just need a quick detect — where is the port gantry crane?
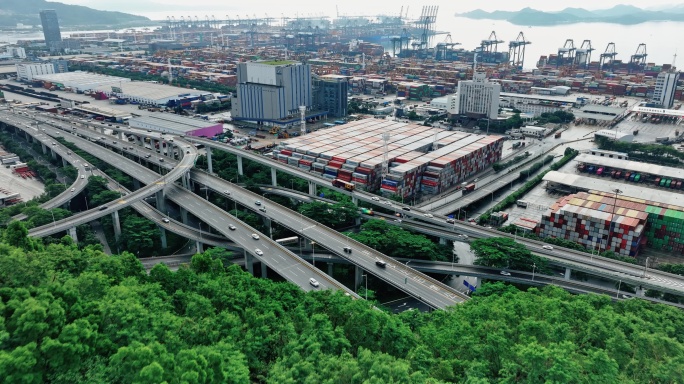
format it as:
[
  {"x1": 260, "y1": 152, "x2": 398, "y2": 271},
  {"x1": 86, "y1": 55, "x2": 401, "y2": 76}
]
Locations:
[
  {"x1": 557, "y1": 39, "x2": 576, "y2": 68},
  {"x1": 599, "y1": 42, "x2": 618, "y2": 71},
  {"x1": 574, "y1": 40, "x2": 595, "y2": 69},
  {"x1": 629, "y1": 43, "x2": 648, "y2": 74},
  {"x1": 479, "y1": 31, "x2": 504, "y2": 63},
  {"x1": 508, "y1": 31, "x2": 531, "y2": 69},
  {"x1": 435, "y1": 34, "x2": 460, "y2": 61}
]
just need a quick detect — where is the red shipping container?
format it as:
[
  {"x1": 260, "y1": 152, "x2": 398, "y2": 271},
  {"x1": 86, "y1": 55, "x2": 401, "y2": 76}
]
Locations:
[
  {"x1": 328, "y1": 161, "x2": 343, "y2": 168},
  {"x1": 332, "y1": 156, "x2": 346, "y2": 163},
  {"x1": 281, "y1": 150, "x2": 293, "y2": 156}
]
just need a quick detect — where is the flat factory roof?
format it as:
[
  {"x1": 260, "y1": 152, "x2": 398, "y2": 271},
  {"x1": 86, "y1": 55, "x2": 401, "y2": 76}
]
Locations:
[
  {"x1": 129, "y1": 114, "x2": 218, "y2": 132},
  {"x1": 34, "y1": 71, "x2": 130, "y2": 88},
  {"x1": 500, "y1": 92, "x2": 579, "y2": 104},
  {"x1": 543, "y1": 171, "x2": 684, "y2": 208},
  {"x1": 74, "y1": 104, "x2": 130, "y2": 118},
  {"x1": 96, "y1": 82, "x2": 210, "y2": 102}
]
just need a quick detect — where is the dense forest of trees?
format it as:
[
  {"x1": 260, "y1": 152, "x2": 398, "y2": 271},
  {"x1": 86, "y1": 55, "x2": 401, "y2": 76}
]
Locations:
[{"x1": 2, "y1": 222, "x2": 684, "y2": 383}]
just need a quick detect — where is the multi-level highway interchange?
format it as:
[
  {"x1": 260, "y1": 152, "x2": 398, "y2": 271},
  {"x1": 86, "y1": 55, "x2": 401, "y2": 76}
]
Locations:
[{"x1": 2, "y1": 108, "x2": 684, "y2": 310}]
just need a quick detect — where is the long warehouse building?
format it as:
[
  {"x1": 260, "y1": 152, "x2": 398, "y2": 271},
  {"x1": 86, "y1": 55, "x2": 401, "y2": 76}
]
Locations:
[{"x1": 274, "y1": 119, "x2": 503, "y2": 197}]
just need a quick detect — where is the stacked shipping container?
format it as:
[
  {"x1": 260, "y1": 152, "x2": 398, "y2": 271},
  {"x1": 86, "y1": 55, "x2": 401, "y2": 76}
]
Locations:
[
  {"x1": 539, "y1": 192, "x2": 650, "y2": 257},
  {"x1": 273, "y1": 119, "x2": 503, "y2": 197}
]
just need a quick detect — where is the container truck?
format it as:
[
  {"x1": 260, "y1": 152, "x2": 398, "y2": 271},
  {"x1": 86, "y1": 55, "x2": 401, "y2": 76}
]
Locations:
[
  {"x1": 332, "y1": 179, "x2": 355, "y2": 191},
  {"x1": 656, "y1": 136, "x2": 670, "y2": 143},
  {"x1": 554, "y1": 132, "x2": 562, "y2": 138},
  {"x1": 462, "y1": 183, "x2": 476, "y2": 194}
]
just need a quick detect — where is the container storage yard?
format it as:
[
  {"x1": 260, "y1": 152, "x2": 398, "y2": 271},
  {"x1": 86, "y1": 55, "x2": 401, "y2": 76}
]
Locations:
[{"x1": 273, "y1": 119, "x2": 503, "y2": 197}]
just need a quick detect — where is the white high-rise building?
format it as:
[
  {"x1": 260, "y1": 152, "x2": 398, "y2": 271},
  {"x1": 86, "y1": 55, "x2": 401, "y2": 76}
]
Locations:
[
  {"x1": 653, "y1": 71, "x2": 680, "y2": 109},
  {"x1": 447, "y1": 72, "x2": 500, "y2": 119}
]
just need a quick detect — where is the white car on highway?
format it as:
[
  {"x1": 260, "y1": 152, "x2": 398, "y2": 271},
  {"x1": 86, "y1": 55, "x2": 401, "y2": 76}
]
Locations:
[
  {"x1": 251, "y1": 233, "x2": 260, "y2": 240},
  {"x1": 542, "y1": 245, "x2": 554, "y2": 250},
  {"x1": 309, "y1": 278, "x2": 320, "y2": 287},
  {"x1": 255, "y1": 249, "x2": 263, "y2": 256}
]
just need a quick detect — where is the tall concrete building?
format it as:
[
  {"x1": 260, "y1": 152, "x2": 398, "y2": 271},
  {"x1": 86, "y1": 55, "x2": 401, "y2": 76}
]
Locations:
[
  {"x1": 313, "y1": 74, "x2": 348, "y2": 118},
  {"x1": 232, "y1": 61, "x2": 313, "y2": 124},
  {"x1": 447, "y1": 72, "x2": 500, "y2": 119},
  {"x1": 653, "y1": 71, "x2": 680, "y2": 109},
  {"x1": 39, "y1": 10, "x2": 62, "y2": 52}
]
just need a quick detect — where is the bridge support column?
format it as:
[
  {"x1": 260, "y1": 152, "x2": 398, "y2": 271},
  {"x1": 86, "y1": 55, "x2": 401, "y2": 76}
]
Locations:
[
  {"x1": 327, "y1": 262, "x2": 334, "y2": 277},
  {"x1": 132, "y1": 179, "x2": 140, "y2": 190},
  {"x1": 155, "y1": 191, "x2": 166, "y2": 212},
  {"x1": 564, "y1": 267, "x2": 571, "y2": 280},
  {"x1": 354, "y1": 265, "x2": 364, "y2": 290},
  {"x1": 61, "y1": 157, "x2": 68, "y2": 167},
  {"x1": 159, "y1": 227, "x2": 167, "y2": 249},
  {"x1": 41, "y1": 143, "x2": 47, "y2": 154},
  {"x1": 308, "y1": 181, "x2": 317, "y2": 196},
  {"x1": 118, "y1": 131, "x2": 124, "y2": 140},
  {"x1": 180, "y1": 207, "x2": 188, "y2": 224},
  {"x1": 237, "y1": 155, "x2": 243, "y2": 176},
  {"x1": 262, "y1": 217, "x2": 272, "y2": 238},
  {"x1": 196, "y1": 241, "x2": 203, "y2": 254},
  {"x1": 68, "y1": 227, "x2": 78, "y2": 243},
  {"x1": 206, "y1": 147, "x2": 213, "y2": 174},
  {"x1": 244, "y1": 250, "x2": 254, "y2": 275},
  {"x1": 352, "y1": 196, "x2": 358, "y2": 205},
  {"x1": 111, "y1": 211, "x2": 121, "y2": 240},
  {"x1": 181, "y1": 172, "x2": 189, "y2": 189},
  {"x1": 439, "y1": 237, "x2": 447, "y2": 245},
  {"x1": 50, "y1": 148, "x2": 56, "y2": 160},
  {"x1": 261, "y1": 262, "x2": 268, "y2": 278},
  {"x1": 271, "y1": 168, "x2": 277, "y2": 186}
]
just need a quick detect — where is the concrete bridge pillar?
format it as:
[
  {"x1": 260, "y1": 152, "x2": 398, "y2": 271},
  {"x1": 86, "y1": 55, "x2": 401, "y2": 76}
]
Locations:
[
  {"x1": 206, "y1": 147, "x2": 213, "y2": 174},
  {"x1": 111, "y1": 210, "x2": 122, "y2": 240},
  {"x1": 155, "y1": 190, "x2": 166, "y2": 212},
  {"x1": 50, "y1": 148, "x2": 56, "y2": 160},
  {"x1": 61, "y1": 157, "x2": 68, "y2": 167},
  {"x1": 564, "y1": 267, "x2": 572, "y2": 280},
  {"x1": 439, "y1": 237, "x2": 447, "y2": 245},
  {"x1": 118, "y1": 131, "x2": 124, "y2": 140},
  {"x1": 68, "y1": 226, "x2": 78, "y2": 243},
  {"x1": 261, "y1": 262, "x2": 268, "y2": 278},
  {"x1": 308, "y1": 181, "x2": 317, "y2": 196},
  {"x1": 24, "y1": 131, "x2": 29, "y2": 141},
  {"x1": 354, "y1": 265, "x2": 364, "y2": 290},
  {"x1": 180, "y1": 207, "x2": 188, "y2": 224},
  {"x1": 41, "y1": 143, "x2": 47, "y2": 154},
  {"x1": 159, "y1": 227, "x2": 167, "y2": 249},
  {"x1": 271, "y1": 167, "x2": 277, "y2": 186},
  {"x1": 327, "y1": 262, "x2": 334, "y2": 277},
  {"x1": 196, "y1": 240, "x2": 203, "y2": 254},
  {"x1": 244, "y1": 249, "x2": 254, "y2": 275},
  {"x1": 237, "y1": 155, "x2": 244, "y2": 176},
  {"x1": 352, "y1": 196, "x2": 358, "y2": 205}
]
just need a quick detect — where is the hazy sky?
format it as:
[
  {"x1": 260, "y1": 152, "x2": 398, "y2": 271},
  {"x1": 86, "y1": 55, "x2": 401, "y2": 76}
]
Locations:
[{"x1": 57, "y1": 0, "x2": 684, "y2": 18}]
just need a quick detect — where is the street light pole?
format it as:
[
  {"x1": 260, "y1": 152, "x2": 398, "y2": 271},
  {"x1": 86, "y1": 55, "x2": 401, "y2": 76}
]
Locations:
[
  {"x1": 642, "y1": 257, "x2": 650, "y2": 278},
  {"x1": 532, "y1": 263, "x2": 537, "y2": 281},
  {"x1": 616, "y1": 279, "x2": 622, "y2": 299}
]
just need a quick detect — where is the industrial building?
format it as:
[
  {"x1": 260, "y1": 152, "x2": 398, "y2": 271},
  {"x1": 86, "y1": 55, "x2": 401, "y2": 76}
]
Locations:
[
  {"x1": 0, "y1": 46, "x2": 26, "y2": 60},
  {"x1": 575, "y1": 153, "x2": 684, "y2": 191},
  {"x1": 447, "y1": 72, "x2": 500, "y2": 119},
  {"x1": 274, "y1": 119, "x2": 503, "y2": 197},
  {"x1": 31, "y1": 72, "x2": 211, "y2": 106},
  {"x1": 128, "y1": 114, "x2": 223, "y2": 137},
  {"x1": 653, "y1": 71, "x2": 680, "y2": 109},
  {"x1": 232, "y1": 61, "x2": 321, "y2": 125},
  {"x1": 95, "y1": 81, "x2": 213, "y2": 106},
  {"x1": 499, "y1": 92, "x2": 576, "y2": 117},
  {"x1": 39, "y1": 10, "x2": 62, "y2": 52},
  {"x1": 33, "y1": 71, "x2": 130, "y2": 92},
  {"x1": 313, "y1": 74, "x2": 348, "y2": 118},
  {"x1": 15, "y1": 61, "x2": 69, "y2": 82}
]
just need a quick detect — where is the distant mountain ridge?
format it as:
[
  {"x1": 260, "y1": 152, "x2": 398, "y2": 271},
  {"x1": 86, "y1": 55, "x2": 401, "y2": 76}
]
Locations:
[
  {"x1": 457, "y1": 5, "x2": 684, "y2": 26},
  {"x1": 0, "y1": 0, "x2": 150, "y2": 28}
]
